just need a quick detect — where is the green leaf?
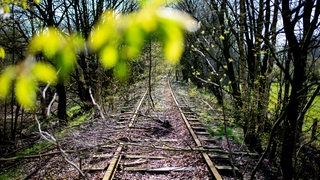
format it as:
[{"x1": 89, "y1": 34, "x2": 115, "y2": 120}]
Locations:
[
  {"x1": 56, "y1": 48, "x2": 76, "y2": 77},
  {"x1": 163, "y1": 35, "x2": 184, "y2": 65},
  {"x1": 32, "y1": 62, "x2": 57, "y2": 84},
  {"x1": 0, "y1": 66, "x2": 16, "y2": 99},
  {"x1": 0, "y1": 47, "x2": 5, "y2": 59},
  {"x1": 114, "y1": 61, "x2": 129, "y2": 81},
  {"x1": 89, "y1": 10, "x2": 118, "y2": 51},
  {"x1": 157, "y1": 8, "x2": 198, "y2": 32},
  {"x1": 125, "y1": 25, "x2": 145, "y2": 58},
  {"x1": 69, "y1": 34, "x2": 85, "y2": 52},
  {"x1": 4, "y1": 4, "x2": 10, "y2": 13},
  {"x1": 161, "y1": 22, "x2": 184, "y2": 64},
  {"x1": 29, "y1": 28, "x2": 62, "y2": 59},
  {"x1": 21, "y1": 1, "x2": 27, "y2": 9},
  {"x1": 135, "y1": 10, "x2": 158, "y2": 32},
  {"x1": 100, "y1": 45, "x2": 118, "y2": 69},
  {"x1": 15, "y1": 76, "x2": 37, "y2": 109}
]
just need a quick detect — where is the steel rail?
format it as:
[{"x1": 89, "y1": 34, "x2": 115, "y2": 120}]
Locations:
[
  {"x1": 102, "y1": 89, "x2": 148, "y2": 179},
  {"x1": 128, "y1": 90, "x2": 148, "y2": 128},
  {"x1": 168, "y1": 80, "x2": 223, "y2": 180},
  {"x1": 103, "y1": 144, "x2": 124, "y2": 180}
]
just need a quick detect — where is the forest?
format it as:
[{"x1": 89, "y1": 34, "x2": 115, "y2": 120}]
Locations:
[{"x1": 0, "y1": 0, "x2": 319, "y2": 179}]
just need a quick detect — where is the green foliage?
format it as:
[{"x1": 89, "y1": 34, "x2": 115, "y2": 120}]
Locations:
[
  {"x1": 0, "y1": 0, "x2": 197, "y2": 109},
  {"x1": 0, "y1": 46, "x2": 5, "y2": 59},
  {"x1": 32, "y1": 62, "x2": 57, "y2": 84},
  {"x1": 89, "y1": 2, "x2": 197, "y2": 73},
  {"x1": 188, "y1": 86, "x2": 198, "y2": 97},
  {"x1": 69, "y1": 111, "x2": 92, "y2": 127},
  {"x1": 0, "y1": 66, "x2": 15, "y2": 99},
  {"x1": 305, "y1": 95, "x2": 320, "y2": 120},
  {"x1": 0, "y1": 58, "x2": 57, "y2": 109},
  {"x1": 0, "y1": 168, "x2": 19, "y2": 180},
  {"x1": 208, "y1": 124, "x2": 243, "y2": 144},
  {"x1": 67, "y1": 105, "x2": 81, "y2": 117},
  {"x1": 29, "y1": 28, "x2": 84, "y2": 78},
  {"x1": 15, "y1": 75, "x2": 37, "y2": 109},
  {"x1": 0, "y1": 0, "x2": 40, "y2": 11},
  {"x1": 269, "y1": 83, "x2": 320, "y2": 139},
  {"x1": 17, "y1": 141, "x2": 50, "y2": 157}
]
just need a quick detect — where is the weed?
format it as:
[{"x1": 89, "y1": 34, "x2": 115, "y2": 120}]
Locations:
[
  {"x1": 67, "y1": 105, "x2": 81, "y2": 117},
  {"x1": 17, "y1": 141, "x2": 50, "y2": 157}
]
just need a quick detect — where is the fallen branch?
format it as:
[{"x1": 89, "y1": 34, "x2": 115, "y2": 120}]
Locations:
[
  {"x1": 35, "y1": 115, "x2": 86, "y2": 178},
  {"x1": 89, "y1": 88, "x2": 106, "y2": 120},
  {"x1": 47, "y1": 93, "x2": 57, "y2": 116},
  {"x1": 0, "y1": 150, "x2": 77, "y2": 161}
]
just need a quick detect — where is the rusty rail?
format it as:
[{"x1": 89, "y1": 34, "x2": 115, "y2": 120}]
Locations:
[{"x1": 168, "y1": 80, "x2": 223, "y2": 180}]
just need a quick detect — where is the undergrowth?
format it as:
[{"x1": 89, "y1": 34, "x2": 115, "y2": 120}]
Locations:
[{"x1": 180, "y1": 81, "x2": 244, "y2": 145}]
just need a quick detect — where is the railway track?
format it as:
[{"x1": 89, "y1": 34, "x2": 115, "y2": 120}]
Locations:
[
  {"x1": 169, "y1": 80, "x2": 245, "y2": 179},
  {"x1": 0, "y1": 75, "x2": 261, "y2": 179},
  {"x1": 80, "y1": 78, "x2": 248, "y2": 179}
]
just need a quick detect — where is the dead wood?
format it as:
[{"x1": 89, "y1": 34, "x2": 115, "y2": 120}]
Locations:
[{"x1": 0, "y1": 150, "x2": 77, "y2": 161}]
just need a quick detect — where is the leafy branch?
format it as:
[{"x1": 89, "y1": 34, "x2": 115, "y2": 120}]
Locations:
[{"x1": 0, "y1": 0, "x2": 198, "y2": 109}]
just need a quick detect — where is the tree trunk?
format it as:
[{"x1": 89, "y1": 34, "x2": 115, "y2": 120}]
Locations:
[
  {"x1": 56, "y1": 78, "x2": 67, "y2": 123},
  {"x1": 12, "y1": 104, "x2": 20, "y2": 143},
  {"x1": 279, "y1": 0, "x2": 319, "y2": 177}
]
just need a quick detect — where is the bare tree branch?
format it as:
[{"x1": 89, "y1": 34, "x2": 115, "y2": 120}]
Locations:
[{"x1": 89, "y1": 88, "x2": 106, "y2": 120}]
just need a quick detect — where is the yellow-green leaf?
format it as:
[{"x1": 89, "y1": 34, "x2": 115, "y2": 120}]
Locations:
[
  {"x1": 34, "y1": 0, "x2": 41, "y2": 4},
  {"x1": 69, "y1": 34, "x2": 85, "y2": 51},
  {"x1": 164, "y1": 37, "x2": 183, "y2": 64},
  {"x1": 136, "y1": 9, "x2": 158, "y2": 32},
  {"x1": 114, "y1": 61, "x2": 129, "y2": 81},
  {"x1": 4, "y1": 4, "x2": 10, "y2": 13},
  {"x1": 89, "y1": 11, "x2": 117, "y2": 51},
  {"x1": 56, "y1": 48, "x2": 76, "y2": 77},
  {"x1": 157, "y1": 8, "x2": 198, "y2": 32},
  {"x1": 0, "y1": 66, "x2": 15, "y2": 99},
  {"x1": 0, "y1": 47, "x2": 5, "y2": 59},
  {"x1": 29, "y1": 28, "x2": 62, "y2": 58},
  {"x1": 15, "y1": 76, "x2": 37, "y2": 109},
  {"x1": 89, "y1": 27, "x2": 108, "y2": 51},
  {"x1": 21, "y1": 1, "x2": 27, "y2": 9},
  {"x1": 100, "y1": 45, "x2": 118, "y2": 69},
  {"x1": 32, "y1": 62, "x2": 57, "y2": 84},
  {"x1": 42, "y1": 29, "x2": 62, "y2": 58},
  {"x1": 125, "y1": 25, "x2": 145, "y2": 58},
  {"x1": 162, "y1": 23, "x2": 184, "y2": 64}
]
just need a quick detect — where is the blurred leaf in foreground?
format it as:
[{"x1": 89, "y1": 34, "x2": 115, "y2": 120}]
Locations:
[
  {"x1": 0, "y1": 46, "x2": 5, "y2": 59},
  {"x1": 0, "y1": 66, "x2": 15, "y2": 99},
  {"x1": 90, "y1": 0, "x2": 198, "y2": 78},
  {"x1": 29, "y1": 27, "x2": 62, "y2": 59},
  {"x1": 15, "y1": 75, "x2": 37, "y2": 109},
  {"x1": 32, "y1": 62, "x2": 57, "y2": 84}
]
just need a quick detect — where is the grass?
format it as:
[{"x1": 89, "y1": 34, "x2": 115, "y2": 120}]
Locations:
[
  {"x1": 16, "y1": 141, "x2": 51, "y2": 157},
  {"x1": 67, "y1": 104, "x2": 81, "y2": 117},
  {"x1": 304, "y1": 95, "x2": 320, "y2": 140},
  {"x1": 0, "y1": 142, "x2": 52, "y2": 179},
  {"x1": 69, "y1": 111, "x2": 92, "y2": 127},
  {"x1": 181, "y1": 82, "x2": 244, "y2": 144},
  {"x1": 269, "y1": 83, "x2": 320, "y2": 140},
  {"x1": 207, "y1": 124, "x2": 243, "y2": 144},
  {"x1": 13, "y1": 112, "x2": 91, "y2": 158},
  {"x1": 0, "y1": 168, "x2": 20, "y2": 180},
  {"x1": 0, "y1": 107, "x2": 94, "y2": 179}
]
